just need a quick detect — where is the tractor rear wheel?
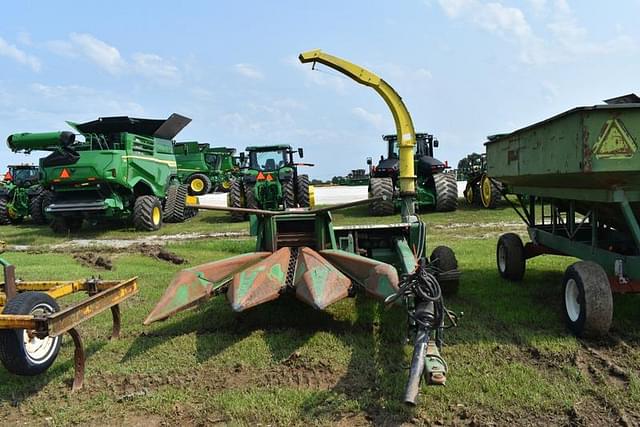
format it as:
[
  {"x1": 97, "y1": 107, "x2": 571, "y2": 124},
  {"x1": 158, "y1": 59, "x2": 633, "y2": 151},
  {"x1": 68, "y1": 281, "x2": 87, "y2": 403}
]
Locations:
[
  {"x1": 0, "y1": 197, "x2": 11, "y2": 225},
  {"x1": 497, "y1": 233, "x2": 525, "y2": 281},
  {"x1": 296, "y1": 174, "x2": 311, "y2": 208},
  {"x1": 369, "y1": 177, "x2": 394, "y2": 216},
  {"x1": 480, "y1": 175, "x2": 501, "y2": 209},
  {"x1": 228, "y1": 179, "x2": 246, "y2": 221},
  {"x1": 430, "y1": 246, "x2": 459, "y2": 296},
  {"x1": 50, "y1": 216, "x2": 83, "y2": 233},
  {"x1": 563, "y1": 261, "x2": 613, "y2": 338},
  {"x1": 30, "y1": 190, "x2": 52, "y2": 225},
  {"x1": 0, "y1": 292, "x2": 61, "y2": 376},
  {"x1": 433, "y1": 173, "x2": 458, "y2": 212},
  {"x1": 244, "y1": 185, "x2": 258, "y2": 210},
  {"x1": 133, "y1": 195, "x2": 163, "y2": 231},
  {"x1": 283, "y1": 180, "x2": 296, "y2": 209},
  {"x1": 187, "y1": 173, "x2": 212, "y2": 196}
]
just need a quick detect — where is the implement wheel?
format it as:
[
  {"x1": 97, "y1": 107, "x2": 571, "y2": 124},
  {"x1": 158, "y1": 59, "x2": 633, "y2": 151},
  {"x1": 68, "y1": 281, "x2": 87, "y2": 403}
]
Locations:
[
  {"x1": 228, "y1": 179, "x2": 246, "y2": 222},
  {"x1": 497, "y1": 233, "x2": 525, "y2": 281},
  {"x1": 480, "y1": 175, "x2": 501, "y2": 209},
  {"x1": 296, "y1": 174, "x2": 311, "y2": 208},
  {"x1": 0, "y1": 292, "x2": 61, "y2": 376},
  {"x1": 434, "y1": 173, "x2": 458, "y2": 212},
  {"x1": 563, "y1": 261, "x2": 613, "y2": 338},
  {"x1": 430, "y1": 246, "x2": 459, "y2": 296},
  {"x1": 188, "y1": 173, "x2": 212, "y2": 196},
  {"x1": 369, "y1": 177, "x2": 394, "y2": 216},
  {"x1": 133, "y1": 195, "x2": 162, "y2": 231}
]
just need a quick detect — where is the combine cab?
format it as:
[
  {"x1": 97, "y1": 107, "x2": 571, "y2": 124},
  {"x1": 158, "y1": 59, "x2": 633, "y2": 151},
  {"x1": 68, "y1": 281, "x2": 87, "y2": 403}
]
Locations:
[
  {"x1": 0, "y1": 165, "x2": 48, "y2": 225},
  {"x1": 7, "y1": 114, "x2": 198, "y2": 233},
  {"x1": 174, "y1": 141, "x2": 238, "y2": 195},
  {"x1": 368, "y1": 133, "x2": 458, "y2": 215},
  {"x1": 227, "y1": 145, "x2": 314, "y2": 221}
]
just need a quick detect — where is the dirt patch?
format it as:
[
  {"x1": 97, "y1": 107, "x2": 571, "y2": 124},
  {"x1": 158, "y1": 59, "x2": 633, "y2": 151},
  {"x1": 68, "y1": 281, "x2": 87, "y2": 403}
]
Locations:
[
  {"x1": 73, "y1": 252, "x2": 113, "y2": 270},
  {"x1": 131, "y1": 243, "x2": 186, "y2": 265},
  {"x1": 69, "y1": 244, "x2": 188, "y2": 270}
]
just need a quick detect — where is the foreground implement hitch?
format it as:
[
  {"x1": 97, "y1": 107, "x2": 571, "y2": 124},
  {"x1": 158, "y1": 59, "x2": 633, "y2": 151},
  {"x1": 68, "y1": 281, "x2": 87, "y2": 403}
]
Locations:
[{"x1": 0, "y1": 245, "x2": 137, "y2": 390}]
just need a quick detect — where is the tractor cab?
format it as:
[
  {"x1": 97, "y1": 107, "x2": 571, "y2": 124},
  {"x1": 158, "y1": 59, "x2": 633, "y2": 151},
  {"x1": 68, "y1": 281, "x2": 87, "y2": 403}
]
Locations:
[
  {"x1": 4, "y1": 165, "x2": 39, "y2": 187},
  {"x1": 242, "y1": 145, "x2": 303, "y2": 172},
  {"x1": 372, "y1": 133, "x2": 445, "y2": 181}
]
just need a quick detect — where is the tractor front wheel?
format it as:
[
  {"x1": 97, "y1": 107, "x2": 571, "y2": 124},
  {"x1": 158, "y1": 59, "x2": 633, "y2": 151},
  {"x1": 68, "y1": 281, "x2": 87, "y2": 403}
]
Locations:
[
  {"x1": 30, "y1": 190, "x2": 52, "y2": 225},
  {"x1": 480, "y1": 175, "x2": 501, "y2": 209},
  {"x1": 0, "y1": 197, "x2": 11, "y2": 225},
  {"x1": 296, "y1": 174, "x2": 311, "y2": 208},
  {"x1": 283, "y1": 180, "x2": 296, "y2": 209},
  {"x1": 369, "y1": 177, "x2": 394, "y2": 216},
  {"x1": 133, "y1": 195, "x2": 163, "y2": 231},
  {"x1": 433, "y1": 173, "x2": 458, "y2": 212},
  {"x1": 187, "y1": 173, "x2": 212, "y2": 196},
  {"x1": 228, "y1": 180, "x2": 246, "y2": 222},
  {"x1": 0, "y1": 292, "x2": 61, "y2": 376}
]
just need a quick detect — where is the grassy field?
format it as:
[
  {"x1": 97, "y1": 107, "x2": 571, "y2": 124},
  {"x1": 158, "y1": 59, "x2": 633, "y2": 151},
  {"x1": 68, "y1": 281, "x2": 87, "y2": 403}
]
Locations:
[{"x1": 1, "y1": 201, "x2": 639, "y2": 425}]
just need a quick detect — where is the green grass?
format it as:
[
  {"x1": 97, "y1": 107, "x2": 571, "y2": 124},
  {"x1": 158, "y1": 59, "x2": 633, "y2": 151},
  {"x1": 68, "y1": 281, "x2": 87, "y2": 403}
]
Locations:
[{"x1": 1, "y1": 202, "x2": 639, "y2": 425}]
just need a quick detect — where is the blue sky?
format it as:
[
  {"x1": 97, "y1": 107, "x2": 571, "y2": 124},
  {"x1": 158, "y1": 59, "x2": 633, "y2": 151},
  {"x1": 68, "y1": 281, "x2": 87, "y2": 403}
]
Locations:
[{"x1": 1, "y1": 0, "x2": 639, "y2": 179}]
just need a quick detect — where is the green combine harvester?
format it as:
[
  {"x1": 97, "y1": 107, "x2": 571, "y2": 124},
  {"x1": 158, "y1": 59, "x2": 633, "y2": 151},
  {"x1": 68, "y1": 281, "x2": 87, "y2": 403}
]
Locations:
[
  {"x1": 0, "y1": 165, "x2": 49, "y2": 225},
  {"x1": 335, "y1": 168, "x2": 369, "y2": 186},
  {"x1": 227, "y1": 144, "x2": 313, "y2": 221},
  {"x1": 368, "y1": 133, "x2": 458, "y2": 215},
  {"x1": 457, "y1": 152, "x2": 501, "y2": 208},
  {"x1": 174, "y1": 141, "x2": 238, "y2": 195},
  {"x1": 487, "y1": 94, "x2": 640, "y2": 337},
  {"x1": 146, "y1": 50, "x2": 461, "y2": 405},
  {"x1": 7, "y1": 114, "x2": 198, "y2": 233}
]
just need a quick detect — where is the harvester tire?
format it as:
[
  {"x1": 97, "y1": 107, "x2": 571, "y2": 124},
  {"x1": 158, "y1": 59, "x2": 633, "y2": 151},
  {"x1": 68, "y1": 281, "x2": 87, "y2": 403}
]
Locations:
[
  {"x1": 187, "y1": 173, "x2": 212, "y2": 196},
  {"x1": 0, "y1": 292, "x2": 61, "y2": 376},
  {"x1": 30, "y1": 190, "x2": 52, "y2": 225},
  {"x1": 180, "y1": 184, "x2": 199, "y2": 220},
  {"x1": 562, "y1": 261, "x2": 613, "y2": 338},
  {"x1": 430, "y1": 246, "x2": 459, "y2": 296},
  {"x1": 480, "y1": 175, "x2": 501, "y2": 209},
  {"x1": 0, "y1": 197, "x2": 11, "y2": 225},
  {"x1": 50, "y1": 216, "x2": 83, "y2": 234},
  {"x1": 163, "y1": 185, "x2": 179, "y2": 223},
  {"x1": 133, "y1": 195, "x2": 163, "y2": 231},
  {"x1": 296, "y1": 174, "x2": 311, "y2": 208},
  {"x1": 228, "y1": 179, "x2": 246, "y2": 222},
  {"x1": 283, "y1": 180, "x2": 296, "y2": 209},
  {"x1": 496, "y1": 233, "x2": 525, "y2": 281},
  {"x1": 434, "y1": 173, "x2": 458, "y2": 212},
  {"x1": 369, "y1": 177, "x2": 394, "y2": 216}
]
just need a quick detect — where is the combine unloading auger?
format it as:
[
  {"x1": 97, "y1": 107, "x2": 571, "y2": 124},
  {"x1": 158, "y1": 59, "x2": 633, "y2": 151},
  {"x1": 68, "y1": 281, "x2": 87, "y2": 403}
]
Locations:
[{"x1": 146, "y1": 50, "x2": 461, "y2": 405}]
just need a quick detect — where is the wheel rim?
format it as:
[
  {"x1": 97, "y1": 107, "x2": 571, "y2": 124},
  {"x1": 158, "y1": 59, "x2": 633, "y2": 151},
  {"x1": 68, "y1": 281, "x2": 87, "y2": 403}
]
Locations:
[
  {"x1": 498, "y1": 243, "x2": 507, "y2": 273},
  {"x1": 565, "y1": 279, "x2": 581, "y2": 322},
  {"x1": 481, "y1": 177, "x2": 492, "y2": 206},
  {"x1": 24, "y1": 303, "x2": 58, "y2": 363},
  {"x1": 191, "y1": 178, "x2": 204, "y2": 193},
  {"x1": 465, "y1": 186, "x2": 473, "y2": 204},
  {"x1": 222, "y1": 180, "x2": 231, "y2": 190},
  {"x1": 152, "y1": 206, "x2": 161, "y2": 225}
]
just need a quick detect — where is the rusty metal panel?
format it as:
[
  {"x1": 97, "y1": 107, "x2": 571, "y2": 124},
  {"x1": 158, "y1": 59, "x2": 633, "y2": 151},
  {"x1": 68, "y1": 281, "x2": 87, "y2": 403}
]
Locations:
[
  {"x1": 145, "y1": 252, "x2": 270, "y2": 324},
  {"x1": 0, "y1": 314, "x2": 39, "y2": 330},
  {"x1": 321, "y1": 249, "x2": 399, "y2": 301},
  {"x1": 294, "y1": 247, "x2": 351, "y2": 309},
  {"x1": 228, "y1": 247, "x2": 290, "y2": 312}
]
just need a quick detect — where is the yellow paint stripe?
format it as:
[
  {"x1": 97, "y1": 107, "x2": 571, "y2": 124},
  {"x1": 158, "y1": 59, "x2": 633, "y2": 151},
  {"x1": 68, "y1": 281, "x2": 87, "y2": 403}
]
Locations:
[{"x1": 122, "y1": 156, "x2": 177, "y2": 167}]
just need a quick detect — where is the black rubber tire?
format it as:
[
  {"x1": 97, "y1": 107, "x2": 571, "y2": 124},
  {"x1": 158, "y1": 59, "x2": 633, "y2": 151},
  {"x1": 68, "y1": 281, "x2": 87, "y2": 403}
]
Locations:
[
  {"x1": 430, "y1": 246, "x2": 459, "y2": 296},
  {"x1": 480, "y1": 175, "x2": 501, "y2": 209},
  {"x1": 187, "y1": 173, "x2": 212, "y2": 196},
  {"x1": 0, "y1": 197, "x2": 11, "y2": 225},
  {"x1": 296, "y1": 174, "x2": 311, "y2": 208},
  {"x1": 562, "y1": 261, "x2": 613, "y2": 338},
  {"x1": 244, "y1": 184, "x2": 258, "y2": 210},
  {"x1": 0, "y1": 292, "x2": 61, "y2": 376},
  {"x1": 283, "y1": 180, "x2": 295, "y2": 209},
  {"x1": 50, "y1": 216, "x2": 83, "y2": 234},
  {"x1": 368, "y1": 177, "x2": 395, "y2": 216},
  {"x1": 228, "y1": 179, "x2": 246, "y2": 222},
  {"x1": 133, "y1": 195, "x2": 162, "y2": 231},
  {"x1": 434, "y1": 173, "x2": 458, "y2": 212},
  {"x1": 29, "y1": 191, "x2": 51, "y2": 225},
  {"x1": 496, "y1": 233, "x2": 526, "y2": 281},
  {"x1": 163, "y1": 185, "x2": 179, "y2": 223}
]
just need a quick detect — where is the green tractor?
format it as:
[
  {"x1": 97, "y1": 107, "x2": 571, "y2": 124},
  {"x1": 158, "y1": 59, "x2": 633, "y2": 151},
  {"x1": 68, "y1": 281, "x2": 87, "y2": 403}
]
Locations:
[
  {"x1": 174, "y1": 142, "x2": 238, "y2": 195},
  {"x1": 7, "y1": 114, "x2": 198, "y2": 233},
  {"x1": 368, "y1": 133, "x2": 458, "y2": 215},
  {"x1": 0, "y1": 165, "x2": 49, "y2": 225},
  {"x1": 457, "y1": 152, "x2": 501, "y2": 209},
  {"x1": 227, "y1": 145, "x2": 314, "y2": 221}
]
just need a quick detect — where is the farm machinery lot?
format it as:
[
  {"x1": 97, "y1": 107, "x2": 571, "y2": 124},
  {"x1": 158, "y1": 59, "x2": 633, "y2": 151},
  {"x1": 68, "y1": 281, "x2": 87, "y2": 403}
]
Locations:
[{"x1": 1, "y1": 199, "x2": 639, "y2": 425}]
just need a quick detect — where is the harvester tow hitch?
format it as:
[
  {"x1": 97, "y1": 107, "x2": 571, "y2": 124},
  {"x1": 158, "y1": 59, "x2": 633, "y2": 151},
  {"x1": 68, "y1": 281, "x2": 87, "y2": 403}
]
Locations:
[{"x1": 386, "y1": 259, "x2": 459, "y2": 406}]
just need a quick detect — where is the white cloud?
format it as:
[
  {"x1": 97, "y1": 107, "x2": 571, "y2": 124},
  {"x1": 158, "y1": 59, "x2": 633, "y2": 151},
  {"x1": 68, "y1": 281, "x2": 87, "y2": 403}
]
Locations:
[
  {"x1": 351, "y1": 107, "x2": 386, "y2": 130},
  {"x1": 69, "y1": 32, "x2": 125, "y2": 74},
  {"x1": 0, "y1": 37, "x2": 41, "y2": 71},
  {"x1": 234, "y1": 63, "x2": 264, "y2": 80},
  {"x1": 45, "y1": 40, "x2": 77, "y2": 58},
  {"x1": 17, "y1": 32, "x2": 32, "y2": 46},
  {"x1": 132, "y1": 53, "x2": 181, "y2": 84}
]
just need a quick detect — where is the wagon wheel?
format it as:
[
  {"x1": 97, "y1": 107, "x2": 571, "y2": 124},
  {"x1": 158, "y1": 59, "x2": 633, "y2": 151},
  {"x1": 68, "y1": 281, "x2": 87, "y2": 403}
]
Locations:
[{"x1": 496, "y1": 233, "x2": 525, "y2": 281}]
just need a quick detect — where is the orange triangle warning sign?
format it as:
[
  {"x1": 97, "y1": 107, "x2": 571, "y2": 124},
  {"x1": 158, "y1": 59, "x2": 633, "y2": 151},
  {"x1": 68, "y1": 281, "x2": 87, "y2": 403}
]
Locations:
[
  {"x1": 3, "y1": 171, "x2": 12, "y2": 181},
  {"x1": 256, "y1": 171, "x2": 265, "y2": 180},
  {"x1": 266, "y1": 174, "x2": 273, "y2": 182},
  {"x1": 59, "y1": 168, "x2": 71, "y2": 179}
]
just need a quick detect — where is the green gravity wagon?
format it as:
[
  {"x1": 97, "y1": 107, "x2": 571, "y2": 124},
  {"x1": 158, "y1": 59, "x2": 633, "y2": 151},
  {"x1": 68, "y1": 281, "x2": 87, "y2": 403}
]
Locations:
[
  {"x1": 174, "y1": 141, "x2": 238, "y2": 195},
  {"x1": 7, "y1": 114, "x2": 198, "y2": 233},
  {"x1": 487, "y1": 94, "x2": 640, "y2": 337},
  {"x1": 0, "y1": 165, "x2": 48, "y2": 225}
]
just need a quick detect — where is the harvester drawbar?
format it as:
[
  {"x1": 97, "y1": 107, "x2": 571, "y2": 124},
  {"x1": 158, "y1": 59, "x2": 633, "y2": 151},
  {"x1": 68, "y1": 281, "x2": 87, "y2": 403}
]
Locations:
[{"x1": 145, "y1": 50, "x2": 462, "y2": 405}]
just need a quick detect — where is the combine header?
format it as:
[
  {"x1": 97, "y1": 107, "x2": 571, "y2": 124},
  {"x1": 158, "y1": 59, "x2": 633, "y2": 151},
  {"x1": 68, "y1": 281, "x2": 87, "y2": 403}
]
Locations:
[{"x1": 146, "y1": 50, "x2": 461, "y2": 405}]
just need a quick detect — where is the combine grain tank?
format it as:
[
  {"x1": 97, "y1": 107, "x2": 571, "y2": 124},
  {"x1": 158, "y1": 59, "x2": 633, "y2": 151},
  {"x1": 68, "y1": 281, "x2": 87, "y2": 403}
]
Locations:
[{"x1": 486, "y1": 94, "x2": 640, "y2": 337}]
